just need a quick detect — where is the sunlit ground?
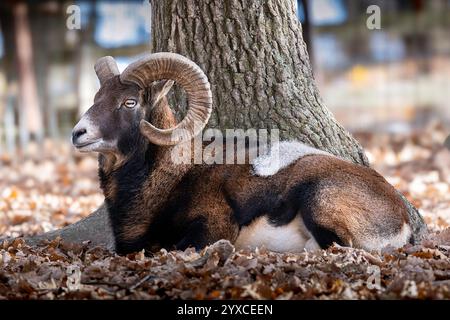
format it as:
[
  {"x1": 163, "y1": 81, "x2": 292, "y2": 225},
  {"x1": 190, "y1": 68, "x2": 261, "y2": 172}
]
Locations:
[{"x1": 0, "y1": 144, "x2": 102, "y2": 238}]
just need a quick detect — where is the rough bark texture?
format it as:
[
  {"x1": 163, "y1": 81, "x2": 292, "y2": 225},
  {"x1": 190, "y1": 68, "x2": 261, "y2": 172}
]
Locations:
[{"x1": 21, "y1": 0, "x2": 426, "y2": 250}]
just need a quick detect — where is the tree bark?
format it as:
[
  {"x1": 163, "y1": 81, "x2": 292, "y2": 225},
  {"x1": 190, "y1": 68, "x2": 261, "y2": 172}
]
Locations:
[{"x1": 20, "y1": 0, "x2": 426, "y2": 250}]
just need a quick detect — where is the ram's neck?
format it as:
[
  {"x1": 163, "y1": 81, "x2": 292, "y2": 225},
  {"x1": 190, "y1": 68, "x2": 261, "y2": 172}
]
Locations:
[
  {"x1": 100, "y1": 100, "x2": 194, "y2": 251},
  {"x1": 138, "y1": 98, "x2": 193, "y2": 209},
  {"x1": 137, "y1": 98, "x2": 193, "y2": 214},
  {"x1": 99, "y1": 98, "x2": 179, "y2": 199},
  {"x1": 149, "y1": 97, "x2": 177, "y2": 131}
]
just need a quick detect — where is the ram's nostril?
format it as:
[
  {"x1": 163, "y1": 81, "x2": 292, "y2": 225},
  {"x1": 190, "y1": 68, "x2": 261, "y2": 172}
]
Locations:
[{"x1": 72, "y1": 128, "x2": 87, "y2": 141}]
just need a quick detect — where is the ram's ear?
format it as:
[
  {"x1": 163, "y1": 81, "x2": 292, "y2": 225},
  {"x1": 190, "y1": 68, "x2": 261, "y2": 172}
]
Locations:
[{"x1": 151, "y1": 80, "x2": 175, "y2": 107}]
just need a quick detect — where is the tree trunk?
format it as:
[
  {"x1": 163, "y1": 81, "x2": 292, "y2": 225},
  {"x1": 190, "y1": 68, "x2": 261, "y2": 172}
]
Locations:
[
  {"x1": 24, "y1": 205, "x2": 115, "y2": 251},
  {"x1": 13, "y1": 3, "x2": 44, "y2": 147},
  {"x1": 0, "y1": 5, "x2": 19, "y2": 155},
  {"x1": 21, "y1": 0, "x2": 426, "y2": 250}
]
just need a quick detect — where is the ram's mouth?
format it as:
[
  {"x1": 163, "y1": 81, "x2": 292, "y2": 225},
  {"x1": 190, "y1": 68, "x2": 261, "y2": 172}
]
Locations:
[{"x1": 74, "y1": 140, "x2": 102, "y2": 152}]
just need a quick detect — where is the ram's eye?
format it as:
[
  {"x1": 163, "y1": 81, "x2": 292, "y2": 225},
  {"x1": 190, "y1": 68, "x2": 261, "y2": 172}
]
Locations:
[{"x1": 123, "y1": 99, "x2": 137, "y2": 108}]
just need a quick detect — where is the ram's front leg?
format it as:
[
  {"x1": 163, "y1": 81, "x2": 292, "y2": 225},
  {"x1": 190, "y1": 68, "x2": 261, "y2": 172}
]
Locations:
[
  {"x1": 114, "y1": 222, "x2": 152, "y2": 255},
  {"x1": 175, "y1": 217, "x2": 210, "y2": 251},
  {"x1": 176, "y1": 208, "x2": 239, "y2": 251}
]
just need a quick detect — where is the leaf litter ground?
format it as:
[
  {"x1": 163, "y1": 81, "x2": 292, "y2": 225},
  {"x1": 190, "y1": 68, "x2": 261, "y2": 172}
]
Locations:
[{"x1": 0, "y1": 122, "x2": 449, "y2": 299}]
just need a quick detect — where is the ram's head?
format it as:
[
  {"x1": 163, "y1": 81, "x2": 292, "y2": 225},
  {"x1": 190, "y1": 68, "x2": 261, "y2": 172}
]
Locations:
[{"x1": 71, "y1": 53, "x2": 212, "y2": 156}]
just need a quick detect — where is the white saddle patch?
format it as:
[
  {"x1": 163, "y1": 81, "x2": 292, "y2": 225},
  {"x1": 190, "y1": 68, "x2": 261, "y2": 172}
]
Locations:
[
  {"x1": 252, "y1": 141, "x2": 332, "y2": 177},
  {"x1": 234, "y1": 215, "x2": 320, "y2": 253}
]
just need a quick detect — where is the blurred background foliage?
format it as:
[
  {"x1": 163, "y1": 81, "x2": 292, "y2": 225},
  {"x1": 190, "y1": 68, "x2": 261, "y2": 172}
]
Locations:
[{"x1": 0, "y1": 0, "x2": 449, "y2": 154}]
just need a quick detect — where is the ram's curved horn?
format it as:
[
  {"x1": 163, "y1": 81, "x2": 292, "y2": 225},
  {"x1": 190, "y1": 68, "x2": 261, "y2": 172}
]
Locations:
[
  {"x1": 95, "y1": 56, "x2": 120, "y2": 85},
  {"x1": 120, "y1": 52, "x2": 212, "y2": 146}
]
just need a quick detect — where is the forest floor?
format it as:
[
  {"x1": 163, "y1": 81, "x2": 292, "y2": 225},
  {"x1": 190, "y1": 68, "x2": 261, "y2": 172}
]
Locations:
[{"x1": 0, "y1": 120, "x2": 449, "y2": 299}]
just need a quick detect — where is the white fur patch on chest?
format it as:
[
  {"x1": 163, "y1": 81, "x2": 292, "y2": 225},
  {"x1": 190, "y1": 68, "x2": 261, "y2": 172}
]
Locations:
[
  {"x1": 234, "y1": 215, "x2": 320, "y2": 253},
  {"x1": 252, "y1": 141, "x2": 332, "y2": 177}
]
